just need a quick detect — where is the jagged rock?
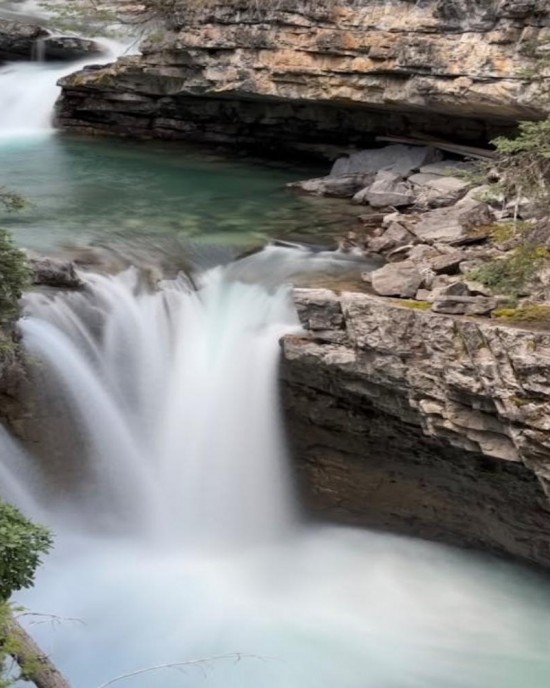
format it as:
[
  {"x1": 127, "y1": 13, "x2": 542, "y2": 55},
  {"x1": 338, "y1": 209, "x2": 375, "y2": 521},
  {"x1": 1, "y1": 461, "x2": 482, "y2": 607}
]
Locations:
[
  {"x1": 0, "y1": 19, "x2": 103, "y2": 61},
  {"x1": 0, "y1": 19, "x2": 47, "y2": 60},
  {"x1": 332, "y1": 145, "x2": 441, "y2": 177},
  {"x1": 431, "y1": 295, "x2": 498, "y2": 315},
  {"x1": 281, "y1": 288, "x2": 550, "y2": 567},
  {"x1": 409, "y1": 173, "x2": 470, "y2": 208},
  {"x1": 428, "y1": 249, "x2": 465, "y2": 274},
  {"x1": 367, "y1": 222, "x2": 416, "y2": 254},
  {"x1": 288, "y1": 173, "x2": 374, "y2": 198},
  {"x1": 29, "y1": 258, "x2": 83, "y2": 289},
  {"x1": 370, "y1": 261, "x2": 424, "y2": 297},
  {"x1": 357, "y1": 170, "x2": 415, "y2": 208},
  {"x1": 41, "y1": 35, "x2": 103, "y2": 61},
  {"x1": 409, "y1": 193, "x2": 494, "y2": 244},
  {"x1": 462, "y1": 279, "x2": 495, "y2": 296}
]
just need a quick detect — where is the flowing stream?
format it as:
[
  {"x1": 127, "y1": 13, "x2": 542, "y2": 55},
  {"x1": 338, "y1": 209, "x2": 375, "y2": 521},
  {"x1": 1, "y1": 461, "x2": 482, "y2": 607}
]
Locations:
[{"x1": 1, "y1": 6, "x2": 550, "y2": 688}]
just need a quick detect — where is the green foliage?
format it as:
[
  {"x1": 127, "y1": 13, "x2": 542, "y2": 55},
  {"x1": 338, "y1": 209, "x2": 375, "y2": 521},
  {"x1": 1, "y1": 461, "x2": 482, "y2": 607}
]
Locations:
[
  {"x1": 491, "y1": 119, "x2": 550, "y2": 212},
  {"x1": 469, "y1": 244, "x2": 550, "y2": 299},
  {"x1": 0, "y1": 504, "x2": 52, "y2": 686},
  {"x1": 0, "y1": 230, "x2": 30, "y2": 324},
  {"x1": 0, "y1": 502, "x2": 52, "y2": 602}
]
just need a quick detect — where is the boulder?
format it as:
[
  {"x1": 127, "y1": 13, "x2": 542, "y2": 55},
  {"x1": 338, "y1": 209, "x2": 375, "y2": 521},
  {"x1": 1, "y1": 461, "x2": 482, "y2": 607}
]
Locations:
[
  {"x1": 431, "y1": 295, "x2": 498, "y2": 315},
  {"x1": 370, "y1": 261, "x2": 424, "y2": 298},
  {"x1": 0, "y1": 19, "x2": 47, "y2": 61},
  {"x1": 288, "y1": 173, "x2": 374, "y2": 198},
  {"x1": 409, "y1": 173, "x2": 470, "y2": 208},
  {"x1": 331, "y1": 144, "x2": 441, "y2": 177},
  {"x1": 30, "y1": 258, "x2": 83, "y2": 289},
  {"x1": 0, "y1": 19, "x2": 103, "y2": 62},
  {"x1": 428, "y1": 249, "x2": 465, "y2": 274},
  {"x1": 409, "y1": 193, "x2": 494, "y2": 244},
  {"x1": 367, "y1": 222, "x2": 416, "y2": 254},
  {"x1": 42, "y1": 35, "x2": 104, "y2": 61},
  {"x1": 357, "y1": 171, "x2": 415, "y2": 208}
]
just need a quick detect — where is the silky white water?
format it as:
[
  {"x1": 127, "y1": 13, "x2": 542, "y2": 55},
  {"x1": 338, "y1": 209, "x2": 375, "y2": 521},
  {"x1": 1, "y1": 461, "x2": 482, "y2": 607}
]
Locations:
[
  {"x1": 1, "y1": 5, "x2": 550, "y2": 684},
  {"x1": 0, "y1": 13, "x2": 126, "y2": 136},
  {"x1": 1, "y1": 249, "x2": 550, "y2": 688}
]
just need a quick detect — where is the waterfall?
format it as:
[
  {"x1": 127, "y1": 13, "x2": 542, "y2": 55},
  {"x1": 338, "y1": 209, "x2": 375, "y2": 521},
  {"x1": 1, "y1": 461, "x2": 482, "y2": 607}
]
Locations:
[
  {"x1": 18, "y1": 257, "x2": 300, "y2": 548},
  {"x1": 0, "y1": 36, "x2": 125, "y2": 135},
  {"x1": 1, "y1": 7, "x2": 550, "y2": 685},
  {"x1": 2, "y1": 249, "x2": 550, "y2": 688}
]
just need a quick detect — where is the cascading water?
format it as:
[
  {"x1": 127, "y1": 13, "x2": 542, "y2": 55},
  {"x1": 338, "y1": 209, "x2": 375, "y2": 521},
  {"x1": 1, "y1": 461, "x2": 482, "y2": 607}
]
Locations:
[
  {"x1": 0, "y1": 0, "x2": 126, "y2": 136},
  {"x1": 16, "y1": 254, "x2": 299, "y2": 548},
  {"x1": 2, "y1": 248, "x2": 550, "y2": 688},
  {"x1": 2, "y1": 5, "x2": 550, "y2": 686}
]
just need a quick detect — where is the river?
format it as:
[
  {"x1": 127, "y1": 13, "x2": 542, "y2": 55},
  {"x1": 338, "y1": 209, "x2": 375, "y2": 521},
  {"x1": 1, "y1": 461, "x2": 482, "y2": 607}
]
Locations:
[{"x1": 1, "y1": 5, "x2": 550, "y2": 688}]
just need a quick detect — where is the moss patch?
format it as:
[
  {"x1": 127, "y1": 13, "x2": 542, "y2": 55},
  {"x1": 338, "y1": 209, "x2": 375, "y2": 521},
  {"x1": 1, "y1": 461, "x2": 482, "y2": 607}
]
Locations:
[
  {"x1": 394, "y1": 299, "x2": 432, "y2": 310},
  {"x1": 493, "y1": 304, "x2": 550, "y2": 327}
]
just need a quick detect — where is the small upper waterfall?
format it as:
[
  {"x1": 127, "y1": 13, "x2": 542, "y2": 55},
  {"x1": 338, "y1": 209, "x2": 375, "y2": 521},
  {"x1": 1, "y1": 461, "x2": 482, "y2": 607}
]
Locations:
[
  {"x1": 0, "y1": 36, "x2": 124, "y2": 135},
  {"x1": 0, "y1": 0, "x2": 126, "y2": 136}
]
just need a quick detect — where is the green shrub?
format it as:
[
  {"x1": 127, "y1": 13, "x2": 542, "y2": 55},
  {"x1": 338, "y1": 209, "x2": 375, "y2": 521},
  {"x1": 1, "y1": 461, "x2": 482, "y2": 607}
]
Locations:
[
  {"x1": 0, "y1": 502, "x2": 52, "y2": 602},
  {"x1": 0, "y1": 230, "x2": 30, "y2": 324},
  {"x1": 469, "y1": 244, "x2": 550, "y2": 299}
]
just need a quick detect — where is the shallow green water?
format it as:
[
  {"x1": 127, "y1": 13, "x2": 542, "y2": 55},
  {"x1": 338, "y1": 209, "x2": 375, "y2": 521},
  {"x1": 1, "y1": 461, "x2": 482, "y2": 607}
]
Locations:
[{"x1": 0, "y1": 133, "x2": 351, "y2": 253}]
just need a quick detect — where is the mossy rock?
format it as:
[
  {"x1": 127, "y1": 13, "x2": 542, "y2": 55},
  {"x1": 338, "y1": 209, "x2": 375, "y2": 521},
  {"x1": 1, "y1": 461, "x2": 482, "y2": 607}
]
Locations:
[{"x1": 493, "y1": 304, "x2": 550, "y2": 327}]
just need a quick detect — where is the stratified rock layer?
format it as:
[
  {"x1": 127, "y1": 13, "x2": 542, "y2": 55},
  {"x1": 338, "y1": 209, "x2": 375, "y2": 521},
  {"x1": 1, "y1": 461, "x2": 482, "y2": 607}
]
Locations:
[
  {"x1": 56, "y1": 0, "x2": 550, "y2": 152},
  {"x1": 281, "y1": 288, "x2": 550, "y2": 567}
]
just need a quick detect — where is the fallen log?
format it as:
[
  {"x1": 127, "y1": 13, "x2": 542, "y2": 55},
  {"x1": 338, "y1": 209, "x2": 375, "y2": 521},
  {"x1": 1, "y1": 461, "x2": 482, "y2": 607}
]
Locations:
[
  {"x1": 4, "y1": 612, "x2": 72, "y2": 688},
  {"x1": 376, "y1": 134, "x2": 496, "y2": 160}
]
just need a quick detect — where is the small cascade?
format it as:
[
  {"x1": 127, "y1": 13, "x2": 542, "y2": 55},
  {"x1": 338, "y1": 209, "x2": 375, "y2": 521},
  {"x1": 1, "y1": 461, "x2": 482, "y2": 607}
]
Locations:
[{"x1": 0, "y1": 12, "x2": 125, "y2": 136}]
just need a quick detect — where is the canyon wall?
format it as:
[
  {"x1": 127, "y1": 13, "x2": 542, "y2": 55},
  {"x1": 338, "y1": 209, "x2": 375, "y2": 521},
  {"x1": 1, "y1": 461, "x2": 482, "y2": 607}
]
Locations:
[
  {"x1": 56, "y1": 0, "x2": 550, "y2": 155},
  {"x1": 281, "y1": 288, "x2": 550, "y2": 568}
]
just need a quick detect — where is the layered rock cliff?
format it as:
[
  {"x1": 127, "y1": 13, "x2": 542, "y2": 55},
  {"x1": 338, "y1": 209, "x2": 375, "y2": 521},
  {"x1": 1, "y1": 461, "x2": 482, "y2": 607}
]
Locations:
[
  {"x1": 56, "y1": 0, "x2": 550, "y2": 154},
  {"x1": 281, "y1": 288, "x2": 550, "y2": 568}
]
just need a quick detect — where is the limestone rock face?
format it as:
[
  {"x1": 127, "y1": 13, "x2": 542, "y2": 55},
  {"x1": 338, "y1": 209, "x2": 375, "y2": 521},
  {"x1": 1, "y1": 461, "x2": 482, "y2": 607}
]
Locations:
[
  {"x1": 56, "y1": 0, "x2": 550, "y2": 150},
  {"x1": 281, "y1": 288, "x2": 550, "y2": 567}
]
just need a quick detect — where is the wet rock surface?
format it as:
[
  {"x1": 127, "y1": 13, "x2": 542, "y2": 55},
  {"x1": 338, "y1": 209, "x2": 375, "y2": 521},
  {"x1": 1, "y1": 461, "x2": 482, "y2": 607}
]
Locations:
[
  {"x1": 0, "y1": 18, "x2": 103, "y2": 61},
  {"x1": 29, "y1": 257, "x2": 83, "y2": 289}
]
